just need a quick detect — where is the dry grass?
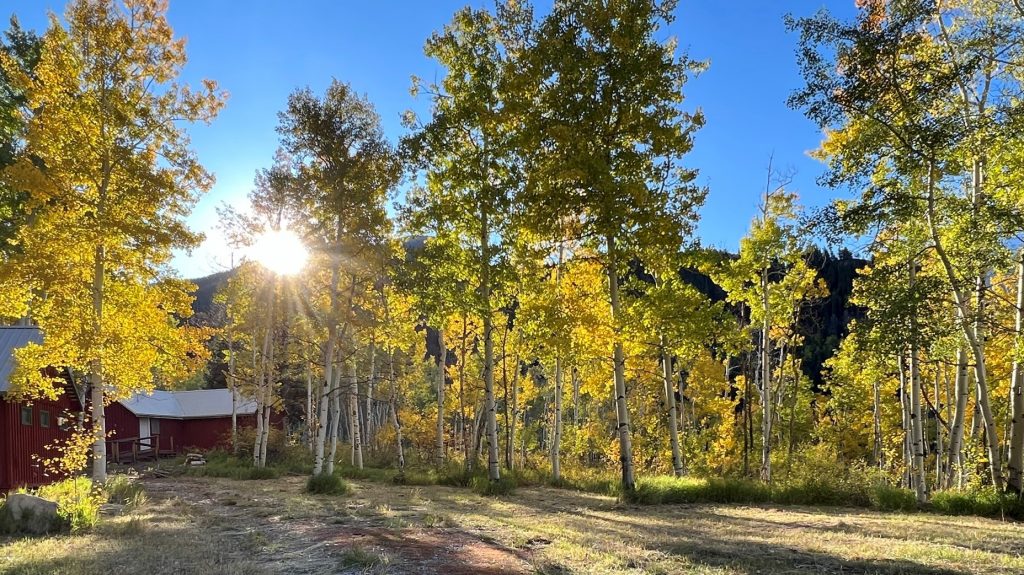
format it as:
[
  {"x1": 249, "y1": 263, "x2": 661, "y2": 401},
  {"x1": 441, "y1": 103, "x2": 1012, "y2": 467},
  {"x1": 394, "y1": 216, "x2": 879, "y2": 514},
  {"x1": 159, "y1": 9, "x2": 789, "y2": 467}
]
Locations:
[
  {"x1": 0, "y1": 494, "x2": 269, "y2": 574},
  {"x1": 2, "y1": 474, "x2": 1021, "y2": 574}
]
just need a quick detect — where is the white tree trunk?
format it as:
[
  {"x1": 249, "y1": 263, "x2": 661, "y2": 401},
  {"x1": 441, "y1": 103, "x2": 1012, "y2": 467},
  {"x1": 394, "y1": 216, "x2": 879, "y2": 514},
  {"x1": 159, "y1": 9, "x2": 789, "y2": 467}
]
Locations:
[
  {"x1": 312, "y1": 264, "x2": 341, "y2": 476},
  {"x1": 606, "y1": 234, "x2": 635, "y2": 490},
  {"x1": 1008, "y1": 251, "x2": 1024, "y2": 493},
  {"x1": 313, "y1": 340, "x2": 334, "y2": 475},
  {"x1": 253, "y1": 390, "x2": 265, "y2": 468},
  {"x1": 572, "y1": 366, "x2": 580, "y2": 427},
  {"x1": 551, "y1": 354, "x2": 563, "y2": 481},
  {"x1": 326, "y1": 359, "x2": 342, "y2": 475},
  {"x1": 760, "y1": 266, "x2": 773, "y2": 484},
  {"x1": 349, "y1": 345, "x2": 363, "y2": 469},
  {"x1": 946, "y1": 347, "x2": 969, "y2": 488},
  {"x1": 909, "y1": 261, "x2": 927, "y2": 502},
  {"x1": 228, "y1": 328, "x2": 238, "y2": 456},
  {"x1": 305, "y1": 367, "x2": 313, "y2": 452},
  {"x1": 90, "y1": 244, "x2": 108, "y2": 483},
  {"x1": 475, "y1": 402, "x2": 487, "y2": 463},
  {"x1": 254, "y1": 310, "x2": 274, "y2": 469},
  {"x1": 364, "y1": 340, "x2": 376, "y2": 447},
  {"x1": 89, "y1": 371, "x2": 107, "y2": 483},
  {"x1": 899, "y1": 354, "x2": 912, "y2": 488},
  {"x1": 550, "y1": 243, "x2": 565, "y2": 481},
  {"x1": 872, "y1": 379, "x2": 883, "y2": 469},
  {"x1": 386, "y1": 348, "x2": 404, "y2": 473},
  {"x1": 926, "y1": 167, "x2": 1003, "y2": 488},
  {"x1": 481, "y1": 213, "x2": 501, "y2": 482},
  {"x1": 509, "y1": 352, "x2": 519, "y2": 471},
  {"x1": 436, "y1": 328, "x2": 447, "y2": 466},
  {"x1": 935, "y1": 368, "x2": 944, "y2": 485},
  {"x1": 661, "y1": 338, "x2": 684, "y2": 477},
  {"x1": 259, "y1": 306, "x2": 275, "y2": 468},
  {"x1": 259, "y1": 387, "x2": 271, "y2": 467}
]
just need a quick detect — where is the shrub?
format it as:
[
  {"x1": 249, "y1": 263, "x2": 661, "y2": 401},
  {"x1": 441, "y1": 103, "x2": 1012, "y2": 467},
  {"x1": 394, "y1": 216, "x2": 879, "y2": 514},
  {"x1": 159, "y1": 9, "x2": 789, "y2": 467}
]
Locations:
[
  {"x1": 471, "y1": 474, "x2": 516, "y2": 496},
  {"x1": 246, "y1": 466, "x2": 280, "y2": 480},
  {"x1": 626, "y1": 476, "x2": 768, "y2": 505},
  {"x1": 225, "y1": 428, "x2": 312, "y2": 473},
  {"x1": 435, "y1": 464, "x2": 483, "y2": 487},
  {"x1": 233, "y1": 427, "x2": 288, "y2": 462},
  {"x1": 870, "y1": 484, "x2": 917, "y2": 512},
  {"x1": 306, "y1": 473, "x2": 350, "y2": 495},
  {"x1": 930, "y1": 488, "x2": 1024, "y2": 519},
  {"x1": 395, "y1": 469, "x2": 436, "y2": 486},
  {"x1": 36, "y1": 477, "x2": 102, "y2": 533},
  {"x1": 508, "y1": 467, "x2": 547, "y2": 487},
  {"x1": 337, "y1": 465, "x2": 391, "y2": 482},
  {"x1": 773, "y1": 479, "x2": 868, "y2": 507},
  {"x1": 626, "y1": 474, "x2": 877, "y2": 508},
  {"x1": 184, "y1": 453, "x2": 281, "y2": 480},
  {"x1": 705, "y1": 477, "x2": 770, "y2": 504},
  {"x1": 103, "y1": 475, "x2": 147, "y2": 510},
  {"x1": 338, "y1": 546, "x2": 390, "y2": 570},
  {"x1": 552, "y1": 468, "x2": 621, "y2": 497}
]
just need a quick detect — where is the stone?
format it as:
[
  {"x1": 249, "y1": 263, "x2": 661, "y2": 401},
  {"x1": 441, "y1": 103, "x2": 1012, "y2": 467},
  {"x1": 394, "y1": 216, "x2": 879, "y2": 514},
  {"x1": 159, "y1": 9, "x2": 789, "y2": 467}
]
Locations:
[
  {"x1": 2, "y1": 493, "x2": 62, "y2": 534},
  {"x1": 99, "y1": 503, "x2": 125, "y2": 516}
]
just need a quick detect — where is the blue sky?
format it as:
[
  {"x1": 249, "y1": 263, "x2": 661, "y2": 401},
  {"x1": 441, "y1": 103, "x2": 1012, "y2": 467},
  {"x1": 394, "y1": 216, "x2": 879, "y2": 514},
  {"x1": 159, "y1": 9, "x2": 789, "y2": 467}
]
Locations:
[{"x1": 6, "y1": 1, "x2": 859, "y2": 278}]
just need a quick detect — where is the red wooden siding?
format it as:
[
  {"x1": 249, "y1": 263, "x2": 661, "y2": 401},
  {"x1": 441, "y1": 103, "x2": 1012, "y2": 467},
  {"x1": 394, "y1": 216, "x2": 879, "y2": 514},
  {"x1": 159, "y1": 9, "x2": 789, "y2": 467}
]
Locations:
[
  {"x1": 105, "y1": 401, "x2": 138, "y2": 446},
  {"x1": 152, "y1": 418, "x2": 185, "y2": 453},
  {"x1": 106, "y1": 403, "x2": 187, "y2": 454},
  {"x1": 106, "y1": 401, "x2": 262, "y2": 453},
  {"x1": 0, "y1": 393, "x2": 80, "y2": 491},
  {"x1": 181, "y1": 415, "x2": 257, "y2": 450}
]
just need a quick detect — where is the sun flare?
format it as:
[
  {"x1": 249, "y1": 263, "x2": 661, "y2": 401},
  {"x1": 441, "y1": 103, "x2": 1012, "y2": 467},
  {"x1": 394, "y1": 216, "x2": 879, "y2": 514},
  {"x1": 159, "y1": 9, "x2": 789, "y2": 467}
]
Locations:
[{"x1": 250, "y1": 228, "x2": 308, "y2": 276}]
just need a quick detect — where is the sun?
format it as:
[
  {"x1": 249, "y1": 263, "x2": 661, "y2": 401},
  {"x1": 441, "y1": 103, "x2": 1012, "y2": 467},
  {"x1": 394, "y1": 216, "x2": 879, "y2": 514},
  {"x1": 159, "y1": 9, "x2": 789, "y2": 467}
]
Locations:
[{"x1": 250, "y1": 228, "x2": 308, "y2": 276}]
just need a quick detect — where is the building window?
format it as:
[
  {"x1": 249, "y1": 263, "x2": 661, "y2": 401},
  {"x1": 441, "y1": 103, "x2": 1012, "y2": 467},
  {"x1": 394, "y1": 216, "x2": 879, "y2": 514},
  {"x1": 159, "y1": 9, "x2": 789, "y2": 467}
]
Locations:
[
  {"x1": 40, "y1": 410, "x2": 51, "y2": 428},
  {"x1": 151, "y1": 418, "x2": 161, "y2": 434},
  {"x1": 20, "y1": 406, "x2": 32, "y2": 426}
]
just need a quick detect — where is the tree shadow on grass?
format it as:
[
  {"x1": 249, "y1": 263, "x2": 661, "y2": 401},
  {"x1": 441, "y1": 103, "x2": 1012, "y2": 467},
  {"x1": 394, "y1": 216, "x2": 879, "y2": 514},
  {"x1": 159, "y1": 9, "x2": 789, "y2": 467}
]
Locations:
[
  {"x1": 309, "y1": 523, "x2": 537, "y2": 575},
  {"x1": 0, "y1": 519, "x2": 271, "y2": 575},
  {"x1": 502, "y1": 489, "x2": 973, "y2": 575},
  {"x1": 663, "y1": 533, "x2": 966, "y2": 575}
]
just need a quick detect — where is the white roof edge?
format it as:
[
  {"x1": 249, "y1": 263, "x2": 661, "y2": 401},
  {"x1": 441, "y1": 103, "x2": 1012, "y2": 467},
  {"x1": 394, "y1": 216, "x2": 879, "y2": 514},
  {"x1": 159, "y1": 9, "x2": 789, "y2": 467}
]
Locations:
[{"x1": 119, "y1": 388, "x2": 257, "y2": 419}]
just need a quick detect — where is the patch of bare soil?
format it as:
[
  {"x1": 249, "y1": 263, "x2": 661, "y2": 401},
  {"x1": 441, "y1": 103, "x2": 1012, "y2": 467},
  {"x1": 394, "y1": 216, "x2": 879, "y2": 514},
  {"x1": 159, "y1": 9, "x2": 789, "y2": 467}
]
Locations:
[
  {"x1": 142, "y1": 476, "x2": 531, "y2": 574},
  {"x1": 136, "y1": 474, "x2": 1024, "y2": 575},
  {"x1": 312, "y1": 526, "x2": 530, "y2": 575}
]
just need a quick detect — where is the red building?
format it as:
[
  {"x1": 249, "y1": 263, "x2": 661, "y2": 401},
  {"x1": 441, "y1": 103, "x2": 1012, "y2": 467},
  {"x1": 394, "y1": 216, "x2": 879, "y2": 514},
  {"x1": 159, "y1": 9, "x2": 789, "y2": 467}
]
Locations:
[
  {"x1": 106, "y1": 388, "x2": 259, "y2": 456},
  {"x1": 0, "y1": 326, "x2": 83, "y2": 492}
]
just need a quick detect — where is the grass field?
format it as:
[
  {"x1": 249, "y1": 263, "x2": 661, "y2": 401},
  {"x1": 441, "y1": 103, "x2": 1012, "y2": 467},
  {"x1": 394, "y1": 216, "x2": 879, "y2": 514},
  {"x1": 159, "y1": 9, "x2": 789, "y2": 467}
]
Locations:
[{"x1": 1, "y1": 474, "x2": 1022, "y2": 574}]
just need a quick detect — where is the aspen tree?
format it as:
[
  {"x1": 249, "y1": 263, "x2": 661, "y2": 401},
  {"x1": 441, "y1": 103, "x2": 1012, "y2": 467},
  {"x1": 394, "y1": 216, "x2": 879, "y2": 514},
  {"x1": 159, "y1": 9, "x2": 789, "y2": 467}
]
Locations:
[
  {"x1": 523, "y1": 0, "x2": 705, "y2": 491},
  {"x1": 275, "y1": 82, "x2": 397, "y2": 477},
  {"x1": 0, "y1": 0, "x2": 223, "y2": 482}
]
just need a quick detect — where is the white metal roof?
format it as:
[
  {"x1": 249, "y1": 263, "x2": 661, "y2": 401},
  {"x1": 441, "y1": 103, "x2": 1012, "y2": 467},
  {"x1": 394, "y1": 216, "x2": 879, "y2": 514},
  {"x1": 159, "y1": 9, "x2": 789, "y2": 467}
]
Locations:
[
  {"x1": 120, "y1": 388, "x2": 257, "y2": 419},
  {"x1": 0, "y1": 326, "x2": 43, "y2": 394}
]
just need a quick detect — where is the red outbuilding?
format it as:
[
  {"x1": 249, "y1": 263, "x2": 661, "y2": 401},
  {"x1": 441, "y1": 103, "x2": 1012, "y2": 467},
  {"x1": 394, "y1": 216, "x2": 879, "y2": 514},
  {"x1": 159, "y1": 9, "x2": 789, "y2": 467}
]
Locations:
[
  {"x1": 106, "y1": 388, "x2": 259, "y2": 457},
  {"x1": 0, "y1": 326, "x2": 84, "y2": 492}
]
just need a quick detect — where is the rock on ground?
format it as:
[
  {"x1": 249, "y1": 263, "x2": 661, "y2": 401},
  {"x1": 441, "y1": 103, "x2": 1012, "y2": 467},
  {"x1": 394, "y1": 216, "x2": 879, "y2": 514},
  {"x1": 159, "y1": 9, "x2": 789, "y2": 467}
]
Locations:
[{"x1": 1, "y1": 493, "x2": 62, "y2": 535}]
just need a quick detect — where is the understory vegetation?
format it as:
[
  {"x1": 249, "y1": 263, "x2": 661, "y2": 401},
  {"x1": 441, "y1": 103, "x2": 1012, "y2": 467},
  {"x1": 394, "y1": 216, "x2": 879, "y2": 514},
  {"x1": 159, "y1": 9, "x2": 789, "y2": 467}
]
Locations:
[
  {"x1": 6, "y1": 474, "x2": 1022, "y2": 575},
  {"x1": 0, "y1": 475, "x2": 148, "y2": 534},
  {"x1": 186, "y1": 439, "x2": 1024, "y2": 520}
]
